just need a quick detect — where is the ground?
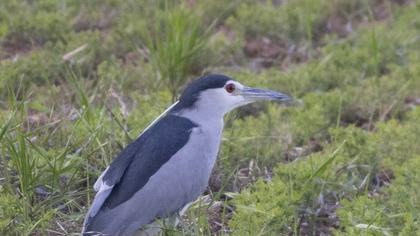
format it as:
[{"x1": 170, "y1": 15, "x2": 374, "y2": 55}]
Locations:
[{"x1": 0, "y1": 0, "x2": 420, "y2": 235}]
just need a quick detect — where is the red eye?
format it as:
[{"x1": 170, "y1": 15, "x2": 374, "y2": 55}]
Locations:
[{"x1": 225, "y1": 83, "x2": 236, "y2": 93}]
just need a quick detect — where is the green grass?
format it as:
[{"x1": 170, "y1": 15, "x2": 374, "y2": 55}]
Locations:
[
  {"x1": 0, "y1": 0, "x2": 420, "y2": 235},
  {"x1": 140, "y1": 3, "x2": 213, "y2": 100}
]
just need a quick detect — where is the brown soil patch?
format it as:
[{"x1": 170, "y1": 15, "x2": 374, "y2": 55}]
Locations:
[{"x1": 207, "y1": 201, "x2": 233, "y2": 235}]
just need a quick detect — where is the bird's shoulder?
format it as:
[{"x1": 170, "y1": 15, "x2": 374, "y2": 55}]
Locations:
[
  {"x1": 104, "y1": 115, "x2": 197, "y2": 184},
  {"x1": 98, "y1": 114, "x2": 198, "y2": 209}
]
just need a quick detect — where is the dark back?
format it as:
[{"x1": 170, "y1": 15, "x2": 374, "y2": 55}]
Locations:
[{"x1": 101, "y1": 114, "x2": 198, "y2": 209}]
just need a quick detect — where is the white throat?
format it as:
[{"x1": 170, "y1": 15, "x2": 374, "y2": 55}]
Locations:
[
  {"x1": 174, "y1": 106, "x2": 225, "y2": 129},
  {"x1": 173, "y1": 91, "x2": 232, "y2": 127}
]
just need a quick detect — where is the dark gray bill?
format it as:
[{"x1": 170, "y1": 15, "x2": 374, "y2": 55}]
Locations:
[{"x1": 241, "y1": 87, "x2": 292, "y2": 102}]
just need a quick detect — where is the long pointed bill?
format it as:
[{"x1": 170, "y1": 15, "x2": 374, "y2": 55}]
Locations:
[{"x1": 240, "y1": 87, "x2": 292, "y2": 102}]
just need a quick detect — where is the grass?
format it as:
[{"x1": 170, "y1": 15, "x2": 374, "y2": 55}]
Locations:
[
  {"x1": 140, "y1": 3, "x2": 213, "y2": 100},
  {"x1": 0, "y1": 0, "x2": 420, "y2": 235}
]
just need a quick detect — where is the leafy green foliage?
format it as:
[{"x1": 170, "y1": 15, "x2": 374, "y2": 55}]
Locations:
[
  {"x1": 227, "y1": 0, "x2": 328, "y2": 42},
  {"x1": 336, "y1": 155, "x2": 420, "y2": 235},
  {"x1": 231, "y1": 108, "x2": 420, "y2": 235},
  {"x1": 0, "y1": 0, "x2": 71, "y2": 48}
]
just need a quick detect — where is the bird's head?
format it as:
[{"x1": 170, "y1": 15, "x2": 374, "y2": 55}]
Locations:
[{"x1": 171, "y1": 74, "x2": 291, "y2": 119}]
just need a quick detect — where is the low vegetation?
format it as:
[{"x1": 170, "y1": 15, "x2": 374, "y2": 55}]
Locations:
[{"x1": 0, "y1": 0, "x2": 419, "y2": 235}]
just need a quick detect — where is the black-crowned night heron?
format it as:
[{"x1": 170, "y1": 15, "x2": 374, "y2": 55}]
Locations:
[{"x1": 82, "y1": 74, "x2": 291, "y2": 235}]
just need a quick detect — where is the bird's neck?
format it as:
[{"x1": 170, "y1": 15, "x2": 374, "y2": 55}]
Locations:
[{"x1": 172, "y1": 108, "x2": 225, "y2": 130}]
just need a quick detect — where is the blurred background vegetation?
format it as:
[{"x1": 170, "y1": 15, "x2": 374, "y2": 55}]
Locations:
[{"x1": 0, "y1": 0, "x2": 420, "y2": 235}]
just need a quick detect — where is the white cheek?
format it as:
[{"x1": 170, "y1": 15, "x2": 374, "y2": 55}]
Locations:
[
  {"x1": 215, "y1": 89, "x2": 238, "y2": 107},
  {"x1": 198, "y1": 88, "x2": 246, "y2": 113},
  {"x1": 227, "y1": 94, "x2": 246, "y2": 108}
]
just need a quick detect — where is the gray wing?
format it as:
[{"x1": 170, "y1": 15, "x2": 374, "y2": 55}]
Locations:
[
  {"x1": 84, "y1": 101, "x2": 180, "y2": 222},
  {"x1": 83, "y1": 101, "x2": 179, "y2": 225},
  {"x1": 82, "y1": 134, "x2": 144, "y2": 228},
  {"x1": 82, "y1": 114, "x2": 197, "y2": 235}
]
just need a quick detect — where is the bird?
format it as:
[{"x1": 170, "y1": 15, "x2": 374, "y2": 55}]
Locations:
[{"x1": 82, "y1": 74, "x2": 291, "y2": 235}]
